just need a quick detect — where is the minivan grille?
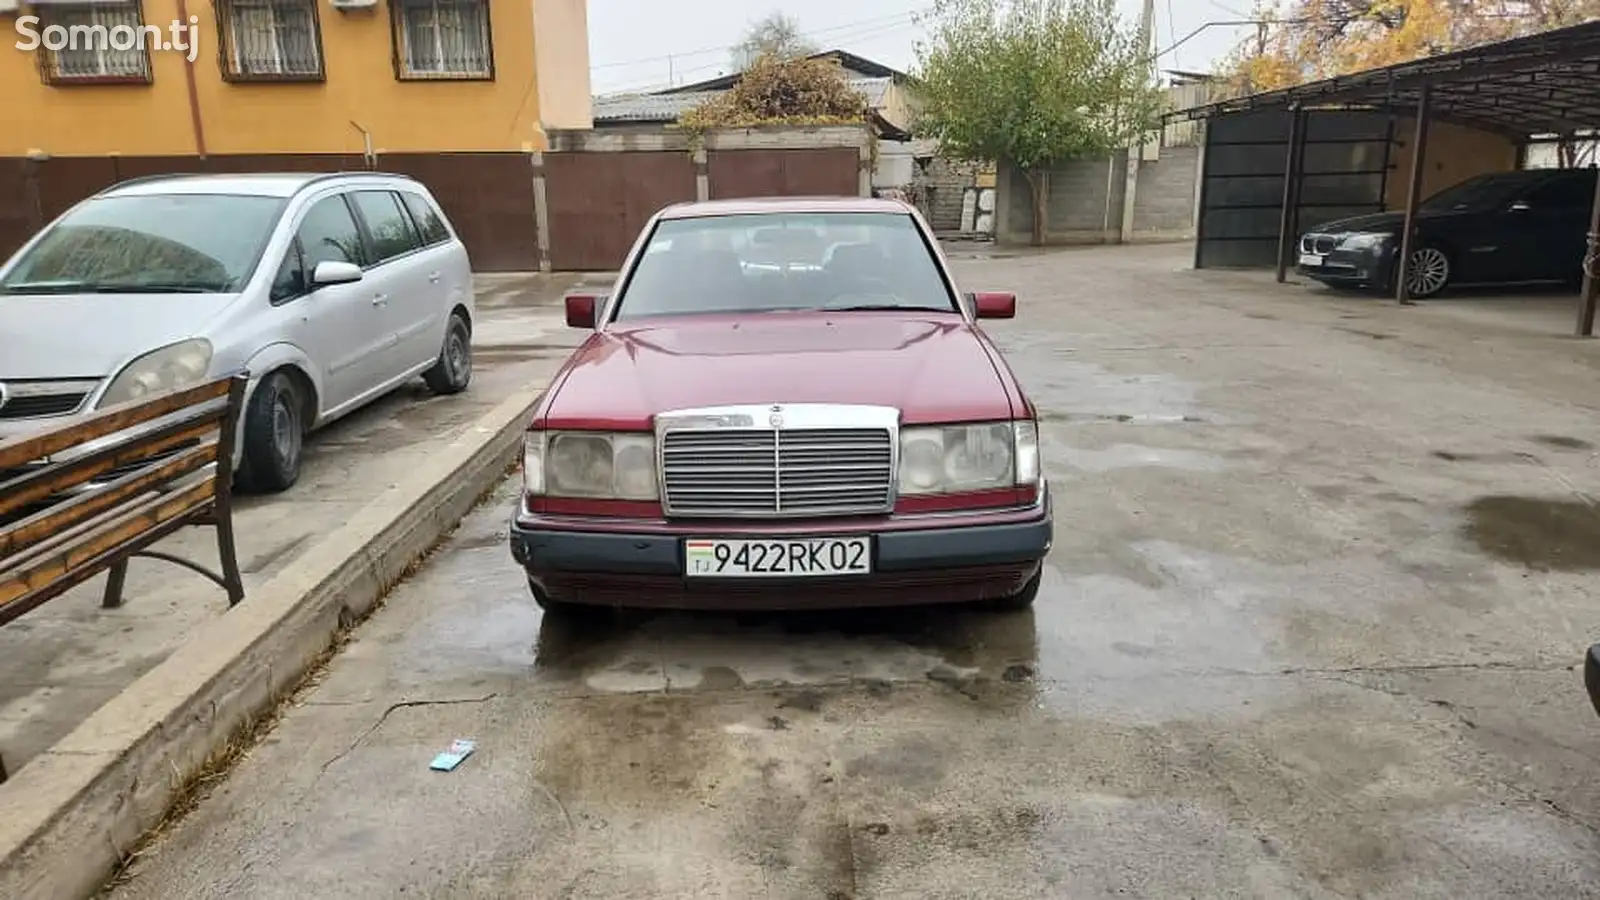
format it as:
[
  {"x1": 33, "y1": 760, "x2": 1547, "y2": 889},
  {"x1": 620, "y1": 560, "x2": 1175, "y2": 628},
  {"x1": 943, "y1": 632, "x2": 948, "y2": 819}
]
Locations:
[
  {"x1": 0, "y1": 390, "x2": 88, "y2": 420},
  {"x1": 660, "y1": 428, "x2": 894, "y2": 517}
]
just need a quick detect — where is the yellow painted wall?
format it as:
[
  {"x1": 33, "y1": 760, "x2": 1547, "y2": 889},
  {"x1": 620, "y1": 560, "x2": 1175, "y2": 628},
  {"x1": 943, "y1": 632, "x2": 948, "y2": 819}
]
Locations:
[
  {"x1": 531, "y1": 0, "x2": 591, "y2": 131},
  {"x1": 0, "y1": 0, "x2": 592, "y2": 157},
  {"x1": 1384, "y1": 119, "x2": 1519, "y2": 208}
]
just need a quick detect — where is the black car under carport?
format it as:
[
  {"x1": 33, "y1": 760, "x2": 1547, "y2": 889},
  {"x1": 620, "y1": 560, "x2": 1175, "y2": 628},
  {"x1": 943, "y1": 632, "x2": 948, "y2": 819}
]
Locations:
[{"x1": 1297, "y1": 168, "x2": 1598, "y2": 299}]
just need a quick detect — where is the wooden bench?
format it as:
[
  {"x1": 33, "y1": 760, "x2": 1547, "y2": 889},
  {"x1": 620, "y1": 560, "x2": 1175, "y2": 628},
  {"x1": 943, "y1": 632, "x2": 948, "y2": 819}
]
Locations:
[{"x1": 0, "y1": 373, "x2": 249, "y2": 784}]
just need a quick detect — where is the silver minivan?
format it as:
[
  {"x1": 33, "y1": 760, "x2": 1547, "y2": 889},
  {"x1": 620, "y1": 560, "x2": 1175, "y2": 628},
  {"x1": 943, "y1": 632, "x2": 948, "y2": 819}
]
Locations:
[{"x1": 0, "y1": 172, "x2": 476, "y2": 493}]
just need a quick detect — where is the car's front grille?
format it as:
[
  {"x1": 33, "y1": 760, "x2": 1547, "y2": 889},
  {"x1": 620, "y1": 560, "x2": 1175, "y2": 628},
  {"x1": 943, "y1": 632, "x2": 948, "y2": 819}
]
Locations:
[
  {"x1": 1301, "y1": 234, "x2": 1337, "y2": 255},
  {"x1": 660, "y1": 427, "x2": 894, "y2": 517},
  {"x1": 0, "y1": 389, "x2": 90, "y2": 420}
]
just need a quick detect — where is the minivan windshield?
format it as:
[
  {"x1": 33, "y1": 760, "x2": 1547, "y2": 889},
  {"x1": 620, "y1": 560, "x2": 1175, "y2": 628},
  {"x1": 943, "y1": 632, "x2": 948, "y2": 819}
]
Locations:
[
  {"x1": 0, "y1": 193, "x2": 288, "y2": 295},
  {"x1": 612, "y1": 211, "x2": 959, "y2": 320},
  {"x1": 1420, "y1": 171, "x2": 1550, "y2": 214}
]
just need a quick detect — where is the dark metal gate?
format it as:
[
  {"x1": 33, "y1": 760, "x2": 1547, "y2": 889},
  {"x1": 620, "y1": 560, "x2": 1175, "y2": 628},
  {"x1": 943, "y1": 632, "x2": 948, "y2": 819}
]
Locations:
[
  {"x1": 543, "y1": 151, "x2": 697, "y2": 272},
  {"x1": 1196, "y1": 109, "x2": 1394, "y2": 268},
  {"x1": 707, "y1": 148, "x2": 860, "y2": 199}
]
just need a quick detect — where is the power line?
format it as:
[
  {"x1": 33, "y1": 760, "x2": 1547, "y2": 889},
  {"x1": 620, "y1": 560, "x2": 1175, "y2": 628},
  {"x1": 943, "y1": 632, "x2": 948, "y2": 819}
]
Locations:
[{"x1": 589, "y1": 8, "x2": 930, "y2": 72}]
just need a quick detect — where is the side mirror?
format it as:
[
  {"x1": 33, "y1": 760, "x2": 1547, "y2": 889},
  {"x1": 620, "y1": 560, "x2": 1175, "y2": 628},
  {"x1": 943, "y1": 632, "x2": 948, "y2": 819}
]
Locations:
[
  {"x1": 1509, "y1": 199, "x2": 1533, "y2": 212},
  {"x1": 310, "y1": 260, "x2": 363, "y2": 287},
  {"x1": 971, "y1": 291, "x2": 1017, "y2": 320},
  {"x1": 565, "y1": 293, "x2": 598, "y2": 329}
]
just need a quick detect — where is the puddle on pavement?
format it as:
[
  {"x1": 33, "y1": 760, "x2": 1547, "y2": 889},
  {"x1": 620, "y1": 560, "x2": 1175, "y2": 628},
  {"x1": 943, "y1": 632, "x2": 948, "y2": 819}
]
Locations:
[
  {"x1": 1056, "y1": 443, "x2": 1229, "y2": 474},
  {"x1": 1463, "y1": 495, "x2": 1600, "y2": 571},
  {"x1": 1003, "y1": 361, "x2": 1211, "y2": 426}
]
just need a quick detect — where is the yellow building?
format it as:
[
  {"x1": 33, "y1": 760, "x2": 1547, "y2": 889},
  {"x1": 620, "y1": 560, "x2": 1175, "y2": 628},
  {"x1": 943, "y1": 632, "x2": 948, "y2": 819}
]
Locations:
[{"x1": 0, "y1": 0, "x2": 593, "y2": 158}]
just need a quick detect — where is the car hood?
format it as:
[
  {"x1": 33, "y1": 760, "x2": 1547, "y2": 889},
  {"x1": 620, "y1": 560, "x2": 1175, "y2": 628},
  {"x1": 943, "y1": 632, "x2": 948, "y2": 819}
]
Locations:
[
  {"x1": 1313, "y1": 207, "x2": 1472, "y2": 236},
  {"x1": 0, "y1": 292, "x2": 236, "y2": 380},
  {"x1": 542, "y1": 312, "x2": 1016, "y2": 429}
]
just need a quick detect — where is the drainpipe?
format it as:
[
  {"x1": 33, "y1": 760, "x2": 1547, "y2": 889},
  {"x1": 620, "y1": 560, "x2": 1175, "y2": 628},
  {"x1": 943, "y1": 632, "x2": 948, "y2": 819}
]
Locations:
[
  {"x1": 174, "y1": 0, "x2": 206, "y2": 157},
  {"x1": 350, "y1": 120, "x2": 376, "y2": 169}
]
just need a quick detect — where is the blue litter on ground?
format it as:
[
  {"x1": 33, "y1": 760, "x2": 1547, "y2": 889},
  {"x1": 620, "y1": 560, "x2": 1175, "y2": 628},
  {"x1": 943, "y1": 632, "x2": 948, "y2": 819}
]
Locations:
[{"x1": 430, "y1": 739, "x2": 476, "y2": 772}]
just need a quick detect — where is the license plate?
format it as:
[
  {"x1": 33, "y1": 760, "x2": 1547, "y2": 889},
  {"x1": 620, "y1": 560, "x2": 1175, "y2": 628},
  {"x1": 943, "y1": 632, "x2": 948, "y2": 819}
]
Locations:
[
  {"x1": 1298, "y1": 252, "x2": 1325, "y2": 267},
  {"x1": 684, "y1": 537, "x2": 872, "y2": 578}
]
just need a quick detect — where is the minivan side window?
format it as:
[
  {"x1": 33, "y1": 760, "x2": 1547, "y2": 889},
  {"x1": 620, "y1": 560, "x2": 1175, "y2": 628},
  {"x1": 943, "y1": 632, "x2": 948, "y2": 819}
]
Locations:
[
  {"x1": 269, "y1": 240, "x2": 307, "y2": 305},
  {"x1": 352, "y1": 191, "x2": 422, "y2": 264},
  {"x1": 298, "y1": 195, "x2": 366, "y2": 271},
  {"x1": 401, "y1": 192, "x2": 451, "y2": 246}
]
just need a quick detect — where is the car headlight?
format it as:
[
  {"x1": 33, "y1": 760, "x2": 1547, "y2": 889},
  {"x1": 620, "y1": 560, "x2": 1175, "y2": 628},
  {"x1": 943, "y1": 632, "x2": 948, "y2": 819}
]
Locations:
[
  {"x1": 1338, "y1": 233, "x2": 1393, "y2": 251},
  {"x1": 523, "y1": 430, "x2": 658, "y2": 501},
  {"x1": 98, "y1": 338, "x2": 213, "y2": 408},
  {"x1": 898, "y1": 420, "x2": 1039, "y2": 495}
]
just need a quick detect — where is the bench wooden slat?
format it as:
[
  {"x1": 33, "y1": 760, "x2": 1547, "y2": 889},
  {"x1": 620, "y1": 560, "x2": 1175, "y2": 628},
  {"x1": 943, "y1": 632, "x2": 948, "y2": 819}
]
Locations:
[
  {"x1": 0, "y1": 477, "x2": 217, "y2": 611},
  {"x1": 0, "y1": 376, "x2": 234, "y2": 473},
  {"x1": 0, "y1": 438, "x2": 220, "y2": 558},
  {"x1": 0, "y1": 407, "x2": 223, "y2": 519}
]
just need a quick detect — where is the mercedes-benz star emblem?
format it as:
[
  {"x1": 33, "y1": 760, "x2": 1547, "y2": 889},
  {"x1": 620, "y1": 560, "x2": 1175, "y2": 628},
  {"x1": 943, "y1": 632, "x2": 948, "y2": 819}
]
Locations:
[{"x1": 769, "y1": 404, "x2": 783, "y2": 428}]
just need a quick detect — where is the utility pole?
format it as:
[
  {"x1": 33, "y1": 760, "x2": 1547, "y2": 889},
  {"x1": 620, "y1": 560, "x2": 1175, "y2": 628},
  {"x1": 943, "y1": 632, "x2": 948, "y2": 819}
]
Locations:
[
  {"x1": 1119, "y1": 0, "x2": 1157, "y2": 244},
  {"x1": 668, "y1": 55, "x2": 675, "y2": 88}
]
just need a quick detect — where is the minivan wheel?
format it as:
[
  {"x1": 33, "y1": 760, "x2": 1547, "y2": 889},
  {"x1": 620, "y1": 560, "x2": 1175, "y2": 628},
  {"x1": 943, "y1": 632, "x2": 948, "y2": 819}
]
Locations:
[
  {"x1": 1403, "y1": 246, "x2": 1451, "y2": 299},
  {"x1": 423, "y1": 312, "x2": 472, "y2": 396},
  {"x1": 236, "y1": 372, "x2": 303, "y2": 494}
]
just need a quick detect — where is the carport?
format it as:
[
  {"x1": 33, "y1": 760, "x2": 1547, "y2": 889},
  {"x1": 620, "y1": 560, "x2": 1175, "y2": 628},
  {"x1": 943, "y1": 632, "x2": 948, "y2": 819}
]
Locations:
[{"x1": 1172, "y1": 20, "x2": 1600, "y2": 336}]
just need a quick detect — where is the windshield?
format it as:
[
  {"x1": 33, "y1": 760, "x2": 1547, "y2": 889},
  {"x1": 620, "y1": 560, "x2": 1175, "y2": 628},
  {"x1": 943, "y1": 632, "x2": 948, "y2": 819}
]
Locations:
[
  {"x1": 0, "y1": 193, "x2": 288, "y2": 294},
  {"x1": 612, "y1": 211, "x2": 959, "y2": 320},
  {"x1": 1419, "y1": 172, "x2": 1550, "y2": 214}
]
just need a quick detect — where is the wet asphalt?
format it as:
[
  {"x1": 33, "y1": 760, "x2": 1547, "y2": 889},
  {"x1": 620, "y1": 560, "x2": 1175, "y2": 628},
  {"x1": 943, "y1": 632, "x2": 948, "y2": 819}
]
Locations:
[{"x1": 108, "y1": 244, "x2": 1600, "y2": 899}]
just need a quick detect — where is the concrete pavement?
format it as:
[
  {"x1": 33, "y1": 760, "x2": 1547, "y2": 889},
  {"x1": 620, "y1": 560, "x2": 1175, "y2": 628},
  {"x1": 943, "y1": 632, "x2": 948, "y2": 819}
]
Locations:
[
  {"x1": 0, "y1": 273, "x2": 603, "y2": 774},
  {"x1": 109, "y1": 244, "x2": 1600, "y2": 899}
]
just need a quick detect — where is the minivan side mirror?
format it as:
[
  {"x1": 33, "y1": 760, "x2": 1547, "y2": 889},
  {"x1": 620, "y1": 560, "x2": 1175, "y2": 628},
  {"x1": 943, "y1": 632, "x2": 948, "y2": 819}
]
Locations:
[
  {"x1": 971, "y1": 291, "x2": 1017, "y2": 319},
  {"x1": 310, "y1": 260, "x2": 363, "y2": 287},
  {"x1": 565, "y1": 294, "x2": 599, "y2": 329}
]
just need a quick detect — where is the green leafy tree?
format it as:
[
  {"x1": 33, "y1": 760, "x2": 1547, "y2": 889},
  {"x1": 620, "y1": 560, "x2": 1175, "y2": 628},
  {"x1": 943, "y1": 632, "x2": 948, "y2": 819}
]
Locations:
[
  {"x1": 731, "y1": 12, "x2": 818, "y2": 71},
  {"x1": 915, "y1": 0, "x2": 1166, "y2": 244}
]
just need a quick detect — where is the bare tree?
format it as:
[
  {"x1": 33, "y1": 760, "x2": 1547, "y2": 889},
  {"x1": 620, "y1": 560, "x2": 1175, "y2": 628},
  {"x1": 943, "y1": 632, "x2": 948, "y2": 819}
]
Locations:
[{"x1": 731, "y1": 12, "x2": 818, "y2": 71}]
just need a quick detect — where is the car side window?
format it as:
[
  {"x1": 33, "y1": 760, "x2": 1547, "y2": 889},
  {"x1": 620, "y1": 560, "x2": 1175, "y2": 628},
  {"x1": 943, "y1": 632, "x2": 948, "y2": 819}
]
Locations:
[
  {"x1": 352, "y1": 190, "x2": 422, "y2": 264},
  {"x1": 297, "y1": 195, "x2": 366, "y2": 271},
  {"x1": 269, "y1": 239, "x2": 306, "y2": 304},
  {"x1": 1522, "y1": 174, "x2": 1592, "y2": 212},
  {"x1": 401, "y1": 192, "x2": 451, "y2": 245}
]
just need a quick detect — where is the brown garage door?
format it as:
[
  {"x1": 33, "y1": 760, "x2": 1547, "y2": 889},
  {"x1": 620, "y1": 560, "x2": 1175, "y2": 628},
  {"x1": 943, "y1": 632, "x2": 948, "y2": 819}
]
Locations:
[
  {"x1": 708, "y1": 148, "x2": 860, "y2": 200},
  {"x1": 543, "y1": 151, "x2": 696, "y2": 271},
  {"x1": 382, "y1": 152, "x2": 539, "y2": 272}
]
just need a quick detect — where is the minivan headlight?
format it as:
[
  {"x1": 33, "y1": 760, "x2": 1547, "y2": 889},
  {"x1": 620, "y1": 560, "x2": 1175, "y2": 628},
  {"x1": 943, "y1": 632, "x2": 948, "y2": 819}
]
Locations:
[
  {"x1": 523, "y1": 430, "x2": 658, "y2": 501},
  {"x1": 98, "y1": 339, "x2": 213, "y2": 408},
  {"x1": 898, "y1": 420, "x2": 1039, "y2": 495}
]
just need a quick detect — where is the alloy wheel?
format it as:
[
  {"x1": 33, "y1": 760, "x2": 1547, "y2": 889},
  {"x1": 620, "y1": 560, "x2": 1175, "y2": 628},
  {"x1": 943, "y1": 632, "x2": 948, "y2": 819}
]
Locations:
[{"x1": 1405, "y1": 247, "x2": 1450, "y2": 298}]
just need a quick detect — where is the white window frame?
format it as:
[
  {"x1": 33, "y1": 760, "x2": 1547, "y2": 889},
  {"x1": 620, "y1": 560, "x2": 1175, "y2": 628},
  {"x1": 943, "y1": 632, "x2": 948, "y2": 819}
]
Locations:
[
  {"x1": 44, "y1": 1, "x2": 149, "y2": 82},
  {"x1": 395, "y1": 0, "x2": 493, "y2": 80},
  {"x1": 225, "y1": 0, "x2": 322, "y2": 79}
]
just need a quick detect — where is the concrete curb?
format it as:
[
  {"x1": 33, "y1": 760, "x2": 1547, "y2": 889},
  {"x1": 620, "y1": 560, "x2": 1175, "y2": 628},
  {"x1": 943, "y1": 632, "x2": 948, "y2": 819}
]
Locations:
[{"x1": 0, "y1": 386, "x2": 542, "y2": 900}]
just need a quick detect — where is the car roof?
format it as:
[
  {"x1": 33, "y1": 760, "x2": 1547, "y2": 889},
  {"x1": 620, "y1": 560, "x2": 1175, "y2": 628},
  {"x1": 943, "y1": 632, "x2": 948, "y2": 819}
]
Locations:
[
  {"x1": 658, "y1": 196, "x2": 914, "y2": 219},
  {"x1": 97, "y1": 171, "x2": 421, "y2": 199}
]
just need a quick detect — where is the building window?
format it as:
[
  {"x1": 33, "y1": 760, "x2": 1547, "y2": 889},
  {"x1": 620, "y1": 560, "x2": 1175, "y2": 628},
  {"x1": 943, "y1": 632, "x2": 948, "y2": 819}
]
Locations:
[
  {"x1": 217, "y1": 0, "x2": 324, "y2": 82},
  {"x1": 37, "y1": 2, "x2": 152, "y2": 85},
  {"x1": 391, "y1": 0, "x2": 493, "y2": 81}
]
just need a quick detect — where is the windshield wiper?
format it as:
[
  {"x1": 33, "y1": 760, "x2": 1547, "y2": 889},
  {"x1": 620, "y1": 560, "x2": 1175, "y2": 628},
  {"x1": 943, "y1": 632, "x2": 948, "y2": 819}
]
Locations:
[
  {"x1": 825, "y1": 304, "x2": 956, "y2": 313},
  {"x1": 1, "y1": 281, "x2": 221, "y2": 294}
]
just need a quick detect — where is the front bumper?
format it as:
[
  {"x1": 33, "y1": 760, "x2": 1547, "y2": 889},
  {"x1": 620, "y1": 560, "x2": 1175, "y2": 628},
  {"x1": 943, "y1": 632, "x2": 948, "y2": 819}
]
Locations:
[
  {"x1": 509, "y1": 485, "x2": 1054, "y2": 611},
  {"x1": 1296, "y1": 239, "x2": 1396, "y2": 290}
]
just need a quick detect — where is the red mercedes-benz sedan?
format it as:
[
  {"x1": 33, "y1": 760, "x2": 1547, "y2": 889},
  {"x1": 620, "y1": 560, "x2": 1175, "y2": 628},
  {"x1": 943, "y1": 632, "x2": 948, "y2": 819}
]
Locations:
[{"x1": 507, "y1": 197, "x2": 1051, "y2": 612}]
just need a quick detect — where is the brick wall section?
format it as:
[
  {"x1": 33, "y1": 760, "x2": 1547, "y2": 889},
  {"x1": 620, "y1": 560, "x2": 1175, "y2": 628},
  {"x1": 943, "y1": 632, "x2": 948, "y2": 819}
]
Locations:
[
  {"x1": 914, "y1": 157, "x2": 981, "y2": 233},
  {"x1": 993, "y1": 144, "x2": 1200, "y2": 246},
  {"x1": 1130, "y1": 145, "x2": 1200, "y2": 240},
  {"x1": 996, "y1": 156, "x2": 1127, "y2": 245}
]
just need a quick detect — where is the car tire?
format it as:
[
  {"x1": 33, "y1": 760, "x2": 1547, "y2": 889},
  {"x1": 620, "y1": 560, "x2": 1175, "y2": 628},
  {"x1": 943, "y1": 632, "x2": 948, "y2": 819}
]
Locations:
[
  {"x1": 1403, "y1": 245, "x2": 1452, "y2": 299},
  {"x1": 236, "y1": 371, "x2": 304, "y2": 495},
  {"x1": 423, "y1": 311, "x2": 472, "y2": 396},
  {"x1": 988, "y1": 569, "x2": 1041, "y2": 612}
]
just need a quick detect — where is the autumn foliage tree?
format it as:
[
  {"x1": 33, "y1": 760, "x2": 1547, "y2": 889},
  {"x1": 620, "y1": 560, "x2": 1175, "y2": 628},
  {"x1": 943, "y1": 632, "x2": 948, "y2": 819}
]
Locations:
[
  {"x1": 914, "y1": 0, "x2": 1164, "y2": 245},
  {"x1": 1224, "y1": 0, "x2": 1600, "y2": 93},
  {"x1": 679, "y1": 54, "x2": 869, "y2": 131}
]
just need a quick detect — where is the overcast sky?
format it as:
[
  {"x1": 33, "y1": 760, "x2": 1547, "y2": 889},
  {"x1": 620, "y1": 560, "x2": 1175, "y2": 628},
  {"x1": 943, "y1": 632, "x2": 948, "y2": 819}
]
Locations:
[{"x1": 587, "y1": 0, "x2": 1262, "y2": 95}]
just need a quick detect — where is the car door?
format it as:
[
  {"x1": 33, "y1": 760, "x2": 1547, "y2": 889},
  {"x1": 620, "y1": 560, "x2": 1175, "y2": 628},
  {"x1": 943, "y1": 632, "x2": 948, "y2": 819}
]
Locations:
[
  {"x1": 398, "y1": 190, "x2": 466, "y2": 367},
  {"x1": 1499, "y1": 171, "x2": 1595, "y2": 283},
  {"x1": 349, "y1": 189, "x2": 436, "y2": 375},
  {"x1": 286, "y1": 193, "x2": 394, "y2": 411}
]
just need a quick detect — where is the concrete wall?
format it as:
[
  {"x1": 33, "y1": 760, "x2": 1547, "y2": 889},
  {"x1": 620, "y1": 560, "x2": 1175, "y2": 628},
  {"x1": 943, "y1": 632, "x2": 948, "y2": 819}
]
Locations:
[
  {"x1": 1384, "y1": 119, "x2": 1519, "y2": 207},
  {"x1": 1131, "y1": 145, "x2": 1202, "y2": 241},
  {"x1": 996, "y1": 157, "x2": 1128, "y2": 245}
]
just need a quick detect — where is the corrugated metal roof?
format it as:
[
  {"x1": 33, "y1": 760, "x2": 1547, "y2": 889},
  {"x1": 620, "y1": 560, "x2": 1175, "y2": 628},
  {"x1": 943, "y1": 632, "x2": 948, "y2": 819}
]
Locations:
[{"x1": 592, "y1": 77, "x2": 894, "y2": 124}]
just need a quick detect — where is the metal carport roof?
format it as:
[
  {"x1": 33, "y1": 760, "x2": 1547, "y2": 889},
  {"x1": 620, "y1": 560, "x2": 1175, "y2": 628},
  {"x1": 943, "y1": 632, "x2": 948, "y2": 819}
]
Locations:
[{"x1": 1171, "y1": 20, "x2": 1600, "y2": 141}]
